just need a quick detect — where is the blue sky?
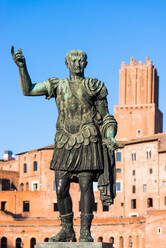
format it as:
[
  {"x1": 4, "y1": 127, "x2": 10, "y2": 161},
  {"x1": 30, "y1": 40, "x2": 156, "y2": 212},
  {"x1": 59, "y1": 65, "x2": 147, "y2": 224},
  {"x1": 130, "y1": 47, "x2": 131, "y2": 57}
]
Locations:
[{"x1": 1, "y1": 0, "x2": 166, "y2": 158}]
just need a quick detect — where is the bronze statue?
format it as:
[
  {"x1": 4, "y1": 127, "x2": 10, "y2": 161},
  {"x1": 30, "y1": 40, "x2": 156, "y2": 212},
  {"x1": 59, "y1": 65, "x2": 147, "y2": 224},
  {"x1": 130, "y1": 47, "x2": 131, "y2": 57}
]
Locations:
[{"x1": 12, "y1": 47, "x2": 118, "y2": 242}]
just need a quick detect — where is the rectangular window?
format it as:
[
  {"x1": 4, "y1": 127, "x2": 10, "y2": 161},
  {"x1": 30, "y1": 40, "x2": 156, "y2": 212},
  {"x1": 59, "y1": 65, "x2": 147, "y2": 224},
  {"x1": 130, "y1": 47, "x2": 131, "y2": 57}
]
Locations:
[
  {"x1": 147, "y1": 198, "x2": 153, "y2": 208},
  {"x1": 116, "y1": 168, "x2": 121, "y2": 173},
  {"x1": 32, "y1": 183, "x2": 38, "y2": 191},
  {"x1": 131, "y1": 199, "x2": 136, "y2": 209},
  {"x1": 116, "y1": 152, "x2": 121, "y2": 161},
  {"x1": 146, "y1": 150, "x2": 151, "y2": 160},
  {"x1": 1, "y1": 201, "x2": 6, "y2": 211},
  {"x1": 93, "y1": 202, "x2": 97, "y2": 212},
  {"x1": 23, "y1": 201, "x2": 30, "y2": 212},
  {"x1": 143, "y1": 184, "x2": 147, "y2": 193},
  {"x1": 132, "y1": 170, "x2": 136, "y2": 176},
  {"x1": 53, "y1": 202, "x2": 58, "y2": 211},
  {"x1": 132, "y1": 152, "x2": 136, "y2": 161},
  {"x1": 116, "y1": 182, "x2": 121, "y2": 192},
  {"x1": 23, "y1": 163, "x2": 27, "y2": 173},
  {"x1": 149, "y1": 168, "x2": 153, "y2": 174},
  {"x1": 103, "y1": 205, "x2": 109, "y2": 212},
  {"x1": 132, "y1": 185, "x2": 136, "y2": 193},
  {"x1": 33, "y1": 161, "x2": 38, "y2": 171},
  {"x1": 1, "y1": 179, "x2": 10, "y2": 191}
]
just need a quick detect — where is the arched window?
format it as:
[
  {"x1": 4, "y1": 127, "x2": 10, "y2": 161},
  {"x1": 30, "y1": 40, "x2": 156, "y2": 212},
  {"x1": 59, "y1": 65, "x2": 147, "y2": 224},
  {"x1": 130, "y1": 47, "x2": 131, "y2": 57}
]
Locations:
[
  {"x1": 97, "y1": 236, "x2": 103, "y2": 242},
  {"x1": 119, "y1": 236, "x2": 124, "y2": 248},
  {"x1": 1, "y1": 237, "x2": 7, "y2": 248},
  {"x1": 109, "y1": 237, "x2": 114, "y2": 248},
  {"x1": 26, "y1": 182, "x2": 29, "y2": 191},
  {"x1": 16, "y1": 238, "x2": 22, "y2": 248},
  {"x1": 30, "y1": 238, "x2": 36, "y2": 248},
  {"x1": 128, "y1": 236, "x2": 132, "y2": 248},
  {"x1": 44, "y1": 238, "x2": 49, "y2": 242},
  {"x1": 19, "y1": 183, "x2": 24, "y2": 191}
]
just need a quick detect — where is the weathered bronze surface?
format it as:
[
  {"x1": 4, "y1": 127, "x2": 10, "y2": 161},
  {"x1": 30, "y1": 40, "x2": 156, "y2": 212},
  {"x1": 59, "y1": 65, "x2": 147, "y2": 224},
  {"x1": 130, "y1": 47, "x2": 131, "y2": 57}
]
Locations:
[{"x1": 12, "y1": 47, "x2": 118, "y2": 242}]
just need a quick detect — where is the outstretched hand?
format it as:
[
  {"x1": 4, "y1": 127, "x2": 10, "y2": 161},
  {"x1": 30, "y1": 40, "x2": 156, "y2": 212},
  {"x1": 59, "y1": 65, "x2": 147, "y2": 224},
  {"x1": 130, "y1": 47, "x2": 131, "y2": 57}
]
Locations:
[{"x1": 11, "y1": 46, "x2": 26, "y2": 68}]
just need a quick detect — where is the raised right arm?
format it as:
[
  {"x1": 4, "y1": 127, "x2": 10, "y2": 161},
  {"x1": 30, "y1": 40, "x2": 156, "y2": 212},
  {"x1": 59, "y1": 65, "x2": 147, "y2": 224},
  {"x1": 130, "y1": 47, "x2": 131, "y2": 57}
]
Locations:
[{"x1": 11, "y1": 46, "x2": 49, "y2": 96}]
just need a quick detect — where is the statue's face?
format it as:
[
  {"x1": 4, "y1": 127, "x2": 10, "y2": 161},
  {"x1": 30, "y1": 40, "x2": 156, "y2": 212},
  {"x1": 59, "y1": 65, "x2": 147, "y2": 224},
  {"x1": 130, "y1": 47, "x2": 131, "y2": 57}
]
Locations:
[{"x1": 67, "y1": 55, "x2": 87, "y2": 75}]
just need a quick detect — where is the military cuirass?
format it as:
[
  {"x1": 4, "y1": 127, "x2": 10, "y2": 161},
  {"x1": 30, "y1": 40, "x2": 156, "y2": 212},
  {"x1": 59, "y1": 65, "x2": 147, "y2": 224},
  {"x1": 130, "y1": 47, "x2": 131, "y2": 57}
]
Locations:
[{"x1": 54, "y1": 79, "x2": 100, "y2": 150}]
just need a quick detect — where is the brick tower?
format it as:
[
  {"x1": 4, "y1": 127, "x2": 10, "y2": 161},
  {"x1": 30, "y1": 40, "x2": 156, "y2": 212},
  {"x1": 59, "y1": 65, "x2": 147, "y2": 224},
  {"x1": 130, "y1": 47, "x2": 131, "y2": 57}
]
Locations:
[{"x1": 114, "y1": 56, "x2": 163, "y2": 140}]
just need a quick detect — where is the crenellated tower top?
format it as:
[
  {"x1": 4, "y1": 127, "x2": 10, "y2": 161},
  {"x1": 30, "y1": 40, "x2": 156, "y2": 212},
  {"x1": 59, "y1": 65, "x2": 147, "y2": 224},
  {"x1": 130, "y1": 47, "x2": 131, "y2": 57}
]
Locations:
[
  {"x1": 114, "y1": 57, "x2": 163, "y2": 140},
  {"x1": 119, "y1": 56, "x2": 158, "y2": 106}
]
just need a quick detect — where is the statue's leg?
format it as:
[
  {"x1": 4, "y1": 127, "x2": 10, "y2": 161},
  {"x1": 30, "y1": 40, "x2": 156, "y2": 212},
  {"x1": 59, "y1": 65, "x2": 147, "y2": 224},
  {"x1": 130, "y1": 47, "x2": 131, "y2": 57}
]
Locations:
[
  {"x1": 79, "y1": 172, "x2": 94, "y2": 242},
  {"x1": 49, "y1": 172, "x2": 75, "y2": 242},
  {"x1": 56, "y1": 173, "x2": 72, "y2": 215}
]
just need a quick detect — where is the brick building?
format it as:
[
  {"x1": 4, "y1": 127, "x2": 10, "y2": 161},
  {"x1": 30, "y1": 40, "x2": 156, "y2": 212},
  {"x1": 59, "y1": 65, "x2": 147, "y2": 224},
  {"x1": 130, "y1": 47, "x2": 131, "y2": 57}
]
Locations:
[
  {"x1": 0, "y1": 57, "x2": 166, "y2": 248},
  {"x1": 114, "y1": 56, "x2": 163, "y2": 140}
]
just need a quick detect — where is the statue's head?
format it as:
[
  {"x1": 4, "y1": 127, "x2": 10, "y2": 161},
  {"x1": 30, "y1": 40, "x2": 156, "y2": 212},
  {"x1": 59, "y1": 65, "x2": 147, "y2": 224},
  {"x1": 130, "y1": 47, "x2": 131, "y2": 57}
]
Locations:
[{"x1": 65, "y1": 50, "x2": 87, "y2": 75}]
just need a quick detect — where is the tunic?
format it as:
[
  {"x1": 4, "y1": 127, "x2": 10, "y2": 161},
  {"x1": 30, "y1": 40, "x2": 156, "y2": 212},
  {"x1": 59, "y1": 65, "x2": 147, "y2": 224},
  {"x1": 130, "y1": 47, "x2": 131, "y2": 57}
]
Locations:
[{"x1": 46, "y1": 77, "x2": 117, "y2": 205}]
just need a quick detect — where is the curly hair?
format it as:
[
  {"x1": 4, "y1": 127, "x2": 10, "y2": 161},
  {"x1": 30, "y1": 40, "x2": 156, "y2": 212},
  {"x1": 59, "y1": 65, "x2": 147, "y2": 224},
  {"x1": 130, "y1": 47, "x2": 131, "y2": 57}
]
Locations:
[{"x1": 65, "y1": 50, "x2": 87, "y2": 65}]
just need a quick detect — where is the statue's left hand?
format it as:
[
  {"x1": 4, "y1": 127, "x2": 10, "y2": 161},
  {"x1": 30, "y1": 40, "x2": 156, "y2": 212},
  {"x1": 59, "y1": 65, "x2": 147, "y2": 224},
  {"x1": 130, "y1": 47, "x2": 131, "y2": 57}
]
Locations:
[
  {"x1": 104, "y1": 126, "x2": 118, "y2": 150},
  {"x1": 107, "y1": 137, "x2": 118, "y2": 150}
]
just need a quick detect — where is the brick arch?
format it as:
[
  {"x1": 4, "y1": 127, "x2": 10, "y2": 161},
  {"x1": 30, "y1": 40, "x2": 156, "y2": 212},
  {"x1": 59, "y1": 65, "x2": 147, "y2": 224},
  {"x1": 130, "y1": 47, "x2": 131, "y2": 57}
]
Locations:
[
  {"x1": 109, "y1": 236, "x2": 114, "y2": 247},
  {"x1": 1, "y1": 236, "x2": 7, "y2": 248},
  {"x1": 30, "y1": 237, "x2": 36, "y2": 248},
  {"x1": 16, "y1": 237, "x2": 22, "y2": 248},
  {"x1": 44, "y1": 238, "x2": 49, "y2": 242},
  {"x1": 97, "y1": 236, "x2": 103, "y2": 242},
  {"x1": 19, "y1": 183, "x2": 24, "y2": 191},
  {"x1": 26, "y1": 182, "x2": 29, "y2": 191},
  {"x1": 128, "y1": 235, "x2": 132, "y2": 248}
]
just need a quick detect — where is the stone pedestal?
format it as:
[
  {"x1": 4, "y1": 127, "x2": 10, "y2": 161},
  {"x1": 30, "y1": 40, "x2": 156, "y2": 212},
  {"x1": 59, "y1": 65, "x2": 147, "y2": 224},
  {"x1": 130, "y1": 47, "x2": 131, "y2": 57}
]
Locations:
[{"x1": 36, "y1": 242, "x2": 112, "y2": 248}]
